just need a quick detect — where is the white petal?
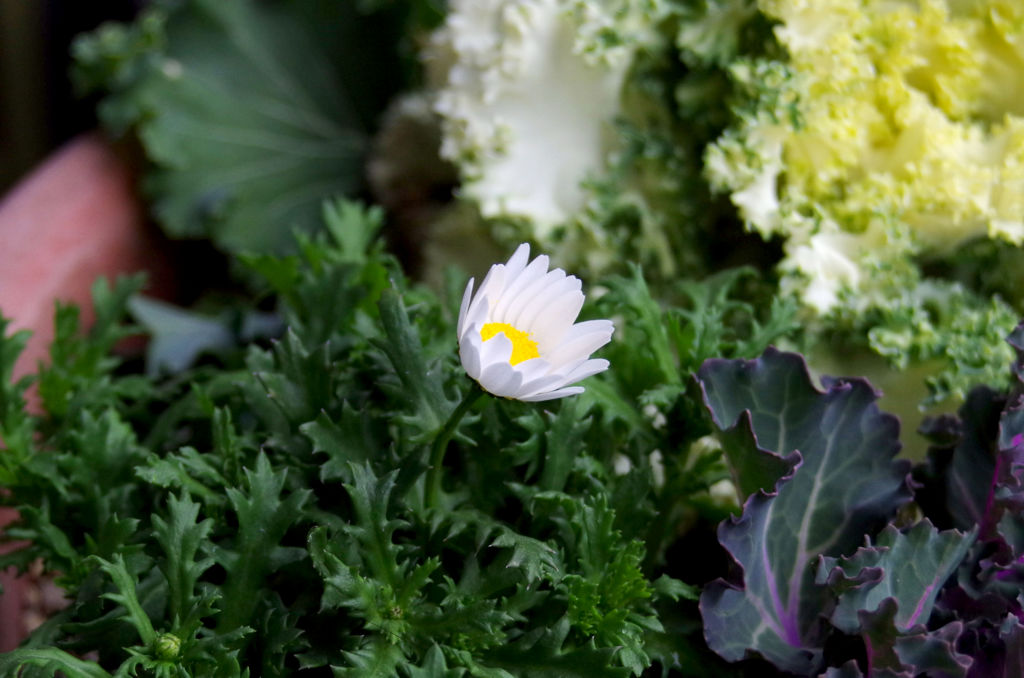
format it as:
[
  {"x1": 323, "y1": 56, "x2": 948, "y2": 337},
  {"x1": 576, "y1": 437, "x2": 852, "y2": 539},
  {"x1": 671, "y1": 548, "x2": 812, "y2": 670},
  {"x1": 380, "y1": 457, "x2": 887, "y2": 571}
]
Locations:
[
  {"x1": 561, "y1": 358, "x2": 610, "y2": 384},
  {"x1": 505, "y1": 269, "x2": 564, "y2": 329},
  {"x1": 467, "y1": 265, "x2": 503, "y2": 328},
  {"x1": 545, "y1": 324, "x2": 614, "y2": 367},
  {"x1": 519, "y1": 386, "x2": 585, "y2": 402},
  {"x1": 504, "y1": 243, "x2": 531, "y2": 281},
  {"x1": 517, "y1": 373, "x2": 568, "y2": 399},
  {"x1": 478, "y1": 361, "x2": 523, "y2": 397},
  {"x1": 559, "y1": 319, "x2": 615, "y2": 343},
  {"x1": 459, "y1": 329, "x2": 483, "y2": 379},
  {"x1": 538, "y1": 357, "x2": 586, "y2": 390},
  {"x1": 513, "y1": 270, "x2": 575, "y2": 334},
  {"x1": 512, "y1": 357, "x2": 553, "y2": 390},
  {"x1": 492, "y1": 254, "x2": 550, "y2": 322},
  {"x1": 538, "y1": 357, "x2": 606, "y2": 393},
  {"x1": 464, "y1": 293, "x2": 491, "y2": 336},
  {"x1": 475, "y1": 264, "x2": 503, "y2": 301},
  {"x1": 457, "y1": 277, "x2": 475, "y2": 338},
  {"x1": 478, "y1": 329, "x2": 513, "y2": 369},
  {"x1": 529, "y1": 288, "x2": 585, "y2": 348}
]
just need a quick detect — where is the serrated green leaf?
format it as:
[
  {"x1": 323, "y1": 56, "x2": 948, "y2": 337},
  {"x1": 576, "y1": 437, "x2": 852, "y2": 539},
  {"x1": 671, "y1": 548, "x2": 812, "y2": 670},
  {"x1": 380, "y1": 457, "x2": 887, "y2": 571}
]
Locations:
[
  {"x1": 211, "y1": 407, "x2": 245, "y2": 485},
  {"x1": 537, "y1": 399, "x2": 592, "y2": 492},
  {"x1": 301, "y1": 407, "x2": 375, "y2": 481},
  {"x1": 37, "y1": 276, "x2": 145, "y2": 418},
  {"x1": 217, "y1": 453, "x2": 311, "y2": 634},
  {"x1": 491, "y1": 530, "x2": 560, "y2": 584},
  {"x1": 735, "y1": 295, "x2": 801, "y2": 359},
  {"x1": 87, "y1": 515, "x2": 142, "y2": 566},
  {"x1": 69, "y1": 409, "x2": 148, "y2": 493},
  {"x1": 243, "y1": 200, "x2": 389, "y2": 347},
  {"x1": 332, "y1": 638, "x2": 405, "y2": 678},
  {"x1": 256, "y1": 594, "x2": 309, "y2": 678},
  {"x1": 376, "y1": 287, "x2": 454, "y2": 438},
  {"x1": 3, "y1": 502, "x2": 78, "y2": 573},
  {"x1": 344, "y1": 463, "x2": 407, "y2": 588},
  {"x1": 309, "y1": 526, "x2": 368, "y2": 613},
  {"x1": 239, "y1": 252, "x2": 302, "y2": 296},
  {"x1": 312, "y1": 463, "x2": 447, "y2": 654},
  {"x1": 322, "y1": 200, "x2": 384, "y2": 265},
  {"x1": 136, "y1": 445, "x2": 229, "y2": 507},
  {"x1": 404, "y1": 645, "x2": 465, "y2": 677},
  {"x1": 598, "y1": 265, "x2": 680, "y2": 385},
  {"x1": 253, "y1": 329, "x2": 332, "y2": 427},
  {"x1": 697, "y1": 348, "x2": 911, "y2": 674},
  {"x1": 652, "y1": 575, "x2": 699, "y2": 602},
  {"x1": 92, "y1": 553, "x2": 158, "y2": 645},
  {"x1": 0, "y1": 648, "x2": 113, "y2": 678},
  {"x1": 560, "y1": 495, "x2": 653, "y2": 674},
  {"x1": 0, "y1": 317, "x2": 34, "y2": 474},
  {"x1": 483, "y1": 618, "x2": 631, "y2": 677},
  {"x1": 153, "y1": 492, "x2": 216, "y2": 630}
]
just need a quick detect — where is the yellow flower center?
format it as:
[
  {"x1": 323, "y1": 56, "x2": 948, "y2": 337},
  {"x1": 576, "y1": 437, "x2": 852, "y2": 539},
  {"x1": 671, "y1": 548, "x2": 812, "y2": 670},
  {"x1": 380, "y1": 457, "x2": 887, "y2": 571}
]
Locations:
[{"x1": 480, "y1": 322, "x2": 539, "y2": 365}]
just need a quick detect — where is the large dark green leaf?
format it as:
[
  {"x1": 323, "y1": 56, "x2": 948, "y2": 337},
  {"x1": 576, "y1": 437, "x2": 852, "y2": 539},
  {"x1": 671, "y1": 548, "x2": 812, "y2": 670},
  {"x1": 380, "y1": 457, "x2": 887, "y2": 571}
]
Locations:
[
  {"x1": 696, "y1": 348, "x2": 911, "y2": 674},
  {"x1": 74, "y1": 0, "x2": 407, "y2": 254}
]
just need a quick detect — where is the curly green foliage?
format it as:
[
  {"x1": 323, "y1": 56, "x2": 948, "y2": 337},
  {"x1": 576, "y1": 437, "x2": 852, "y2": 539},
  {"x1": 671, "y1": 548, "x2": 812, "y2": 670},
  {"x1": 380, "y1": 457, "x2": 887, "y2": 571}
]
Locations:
[
  {"x1": 866, "y1": 286, "x2": 1017, "y2": 407},
  {"x1": 813, "y1": 252, "x2": 1021, "y2": 407}
]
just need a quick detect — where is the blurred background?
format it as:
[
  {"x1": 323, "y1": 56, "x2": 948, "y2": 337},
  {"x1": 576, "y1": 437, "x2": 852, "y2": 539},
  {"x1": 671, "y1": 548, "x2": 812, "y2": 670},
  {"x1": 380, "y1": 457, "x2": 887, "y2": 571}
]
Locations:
[{"x1": 0, "y1": 1, "x2": 140, "y2": 192}]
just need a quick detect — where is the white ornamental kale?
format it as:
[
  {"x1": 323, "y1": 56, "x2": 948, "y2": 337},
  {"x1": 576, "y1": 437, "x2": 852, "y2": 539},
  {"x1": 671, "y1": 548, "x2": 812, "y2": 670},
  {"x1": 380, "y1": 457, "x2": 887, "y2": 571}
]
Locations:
[
  {"x1": 706, "y1": 0, "x2": 1024, "y2": 314},
  {"x1": 426, "y1": 0, "x2": 651, "y2": 237},
  {"x1": 458, "y1": 243, "x2": 614, "y2": 401}
]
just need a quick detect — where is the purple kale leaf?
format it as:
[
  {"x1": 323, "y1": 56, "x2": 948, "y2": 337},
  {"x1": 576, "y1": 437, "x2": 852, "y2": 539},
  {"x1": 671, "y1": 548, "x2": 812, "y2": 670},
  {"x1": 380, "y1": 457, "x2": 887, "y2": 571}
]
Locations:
[
  {"x1": 697, "y1": 348, "x2": 912, "y2": 674},
  {"x1": 819, "y1": 520, "x2": 976, "y2": 635},
  {"x1": 857, "y1": 601, "x2": 970, "y2": 678}
]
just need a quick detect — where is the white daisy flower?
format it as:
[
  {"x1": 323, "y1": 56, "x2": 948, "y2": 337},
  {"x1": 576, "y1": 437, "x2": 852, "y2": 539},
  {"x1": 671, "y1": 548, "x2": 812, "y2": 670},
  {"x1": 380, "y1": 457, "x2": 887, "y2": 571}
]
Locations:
[{"x1": 457, "y1": 243, "x2": 613, "y2": 401}]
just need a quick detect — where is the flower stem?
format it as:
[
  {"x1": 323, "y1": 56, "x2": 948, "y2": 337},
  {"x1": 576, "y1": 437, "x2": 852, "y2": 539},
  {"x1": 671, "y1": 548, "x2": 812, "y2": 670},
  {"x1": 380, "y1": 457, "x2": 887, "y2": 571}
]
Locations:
[{"x1": 426, "y1": 386, "x2": 486, "y2": 509}]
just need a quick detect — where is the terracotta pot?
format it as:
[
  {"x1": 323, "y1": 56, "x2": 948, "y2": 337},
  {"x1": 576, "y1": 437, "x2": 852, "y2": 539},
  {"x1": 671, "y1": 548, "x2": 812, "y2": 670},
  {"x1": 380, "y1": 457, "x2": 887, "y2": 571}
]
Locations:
[{"x1": 0, "y1": 133, "x2": 175, "y2": 650}]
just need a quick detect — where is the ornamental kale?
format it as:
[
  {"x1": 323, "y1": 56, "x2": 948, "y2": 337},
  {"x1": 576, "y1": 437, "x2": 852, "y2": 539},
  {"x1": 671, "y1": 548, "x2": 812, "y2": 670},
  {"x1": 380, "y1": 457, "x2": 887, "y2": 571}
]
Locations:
[
  {"x1": 700, "y1": 0, "x2": 1024, "y2": 404},
  {"x1": 695, "y1": 322, "x2": 1024, "y2": 676}
]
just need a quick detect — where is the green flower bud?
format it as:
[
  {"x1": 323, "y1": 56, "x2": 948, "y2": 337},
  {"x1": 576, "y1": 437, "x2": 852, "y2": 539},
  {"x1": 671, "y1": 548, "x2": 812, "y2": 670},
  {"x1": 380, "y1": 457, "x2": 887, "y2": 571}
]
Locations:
[{"x1": 154, "y1": 633, "x2": 181, "y2": 661}]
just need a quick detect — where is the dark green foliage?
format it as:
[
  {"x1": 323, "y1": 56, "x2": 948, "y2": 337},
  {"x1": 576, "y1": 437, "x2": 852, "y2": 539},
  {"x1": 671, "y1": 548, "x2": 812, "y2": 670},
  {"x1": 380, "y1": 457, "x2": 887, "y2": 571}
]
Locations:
[{"x1": 0, "y1": 199, "x2": 797, "y2": 675}]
